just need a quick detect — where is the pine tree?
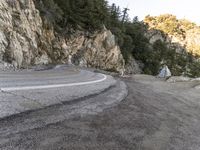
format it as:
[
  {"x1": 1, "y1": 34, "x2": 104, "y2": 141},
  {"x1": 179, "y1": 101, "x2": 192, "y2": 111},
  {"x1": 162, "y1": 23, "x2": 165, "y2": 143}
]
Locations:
[{"x1": 121, "y1": 8, "x2": 129, "y2": 24}]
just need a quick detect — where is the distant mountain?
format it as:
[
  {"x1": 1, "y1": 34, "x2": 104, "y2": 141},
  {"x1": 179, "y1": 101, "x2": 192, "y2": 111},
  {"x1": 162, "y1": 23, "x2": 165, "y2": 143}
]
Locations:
[{"x1": 144, "y1": 14, "x2": 200, "y2": 56}]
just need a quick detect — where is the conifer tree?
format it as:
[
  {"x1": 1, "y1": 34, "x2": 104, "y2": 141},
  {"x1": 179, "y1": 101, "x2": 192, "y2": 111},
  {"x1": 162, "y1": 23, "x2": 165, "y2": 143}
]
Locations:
[{"x1": 121, "y1": 8, "x2": 129, "y2": 24}]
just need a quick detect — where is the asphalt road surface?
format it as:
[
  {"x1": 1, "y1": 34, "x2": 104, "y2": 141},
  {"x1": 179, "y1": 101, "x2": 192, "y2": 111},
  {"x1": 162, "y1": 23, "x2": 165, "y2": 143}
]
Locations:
[
  {"x1": 0, "y1": 65, "x2": 118, "y2": 118},
  {"x1": 1, "y1": 68, "x2": 200, "y2": 150}
]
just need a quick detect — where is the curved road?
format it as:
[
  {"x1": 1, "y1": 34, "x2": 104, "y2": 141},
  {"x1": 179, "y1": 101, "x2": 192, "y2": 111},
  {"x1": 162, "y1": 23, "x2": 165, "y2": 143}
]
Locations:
[
  {"x1": 0, "y1": 66, "x2": 117, "y2": 118},
  {"x1": 1, "y1": 69, "x2": 200, "y2": 150}
]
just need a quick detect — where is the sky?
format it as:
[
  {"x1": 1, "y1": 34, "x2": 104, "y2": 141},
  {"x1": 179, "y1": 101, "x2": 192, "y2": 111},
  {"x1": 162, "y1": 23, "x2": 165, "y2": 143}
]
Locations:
[{"x1": 108, "y1": 0, "x2": 200, "y2": 25}]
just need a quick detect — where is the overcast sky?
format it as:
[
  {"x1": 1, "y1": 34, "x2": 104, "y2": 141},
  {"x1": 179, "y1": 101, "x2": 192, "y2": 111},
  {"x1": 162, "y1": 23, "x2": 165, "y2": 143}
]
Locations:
[{"x1": 107, "y1": 0, "x2": 200, "y2": 24}]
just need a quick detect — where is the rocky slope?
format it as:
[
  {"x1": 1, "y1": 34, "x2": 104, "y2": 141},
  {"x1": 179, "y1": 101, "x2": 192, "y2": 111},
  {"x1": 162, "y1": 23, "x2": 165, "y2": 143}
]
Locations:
[
  {"x1": 144, "y1": 14, "x2": 200, "y2": 56},
  {"x1": 0, "y1": 0, "x2": 125, "y2": 72}
]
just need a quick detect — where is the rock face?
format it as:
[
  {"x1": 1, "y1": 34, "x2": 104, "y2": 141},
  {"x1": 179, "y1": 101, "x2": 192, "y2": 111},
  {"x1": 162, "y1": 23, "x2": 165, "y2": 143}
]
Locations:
[
  {"x1": 0, "y1": 0, "x2": 125, "y2": 72},
  {"x1": 144, "y1": 15, "x2": 200, "y2": 56},
  {"x1": 66, "y1": 30, "x2": 125, "y2": 72},
  {"x1": 145, "y1": 29, "x2": 187, "y2": 54},
  {"x1": 125, "y1": 56, "x2": 142, "y2": 74},
  {"x1": 0, "y1": 0, "x2": 48, "y2": 68},
  {"x1": 185, "y1": 29, "x2": 200, "y2": 55}
]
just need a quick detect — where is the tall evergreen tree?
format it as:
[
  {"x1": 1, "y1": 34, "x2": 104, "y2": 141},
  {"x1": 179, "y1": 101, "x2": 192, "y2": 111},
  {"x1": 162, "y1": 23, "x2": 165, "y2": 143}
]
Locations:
[{"x1": 121, "y1": 8, "x2": 129, "y2": 24}]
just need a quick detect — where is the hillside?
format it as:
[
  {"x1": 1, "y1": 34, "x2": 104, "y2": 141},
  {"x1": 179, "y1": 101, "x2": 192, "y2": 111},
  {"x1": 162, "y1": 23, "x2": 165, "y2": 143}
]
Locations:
[
  {"x1": 142, "y1": 14, "x2": 200, "y2": 77},
  {"x1": 0, "y1": 1, "x2": 200, "y2": 77},
  {"x1": 0, "y1": 0, "x2": 125, "y2": 72},
  {"x1": 144, "y1": 14, "x2": 200, "y2": 56}
]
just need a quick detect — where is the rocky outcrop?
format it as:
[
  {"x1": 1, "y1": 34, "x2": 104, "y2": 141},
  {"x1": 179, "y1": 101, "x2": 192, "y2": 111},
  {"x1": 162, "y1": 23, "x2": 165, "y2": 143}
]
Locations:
[
  {"x1": 145, "y1": 29, "x2": 186, "y2": 54},
  {"x1": 146, "y1": 29, "x2": 165, "y2": 44},
  {"x1": 125, "y1": 56, "x2": 142, "y2": 74},
  {"x1": 0, "y1": 0, "x2": 49, "y2": 68},
  {"x1": 185, "y1": 28, "x2": 200, "y2": 55},
  {"x1": 0, "y1": 0, "x2": 125, "y2": 72},
  {"x1": 144, "y1": 15, "x2": 200, "y2": 56},
  {"x1": 65, "y1": 30, "x2": 125, "y2": 72}
]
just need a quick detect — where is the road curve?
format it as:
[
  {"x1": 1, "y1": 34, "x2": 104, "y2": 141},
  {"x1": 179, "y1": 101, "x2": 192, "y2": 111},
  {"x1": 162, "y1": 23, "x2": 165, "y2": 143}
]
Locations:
[
  {"x1": 0, "y1": 74, "x2": 107, "y2": 91},
  {"x1": 1, "y1": 75, "x2": 200, "y2": 150},
  {"x1": 0, "y1": 66, "x2": 116, "y2": 119}
]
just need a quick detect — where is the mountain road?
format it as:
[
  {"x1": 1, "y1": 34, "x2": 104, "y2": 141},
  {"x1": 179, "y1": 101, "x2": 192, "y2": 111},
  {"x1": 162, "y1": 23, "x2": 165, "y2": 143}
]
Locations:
[{"x1": 1, "y1": 68, "x2": 200, "y2": 150}]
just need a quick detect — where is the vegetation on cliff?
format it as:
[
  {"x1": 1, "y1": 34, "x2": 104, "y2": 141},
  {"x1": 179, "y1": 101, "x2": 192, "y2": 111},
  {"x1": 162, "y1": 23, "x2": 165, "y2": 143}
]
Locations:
[
  {"x1": 35, "y1": 0, "x2": 149, "y2": 64},
  {"x1": 144, "y1": 14, "x2": 200, "y2": 56},
  {"x1": 144, "y1": 14, "x2": 200, "y2": 77},
  {"x1": 34, "y1": 0, "x2": 200, "y2": 77}
]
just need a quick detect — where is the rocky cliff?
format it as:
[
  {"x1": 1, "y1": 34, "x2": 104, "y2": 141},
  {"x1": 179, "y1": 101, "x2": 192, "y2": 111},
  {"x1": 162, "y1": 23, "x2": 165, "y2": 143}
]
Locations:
[
  {"x1": 144, "y1": 14, "x2": 200, "y2": 56},
  {"x1": 0, "y1": 0, "x2": 125, "y2": 72}
]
